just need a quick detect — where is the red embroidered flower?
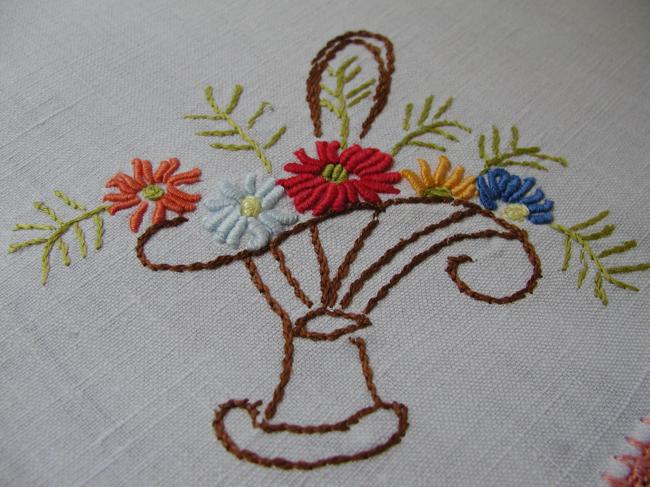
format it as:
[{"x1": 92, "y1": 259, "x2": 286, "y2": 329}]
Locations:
[
  {"x1": 277, "y1": 141, "x2": 401, "y2": 215},
  {"x1": 104, "y1": 158, "x2": 201, "y2": 232}
]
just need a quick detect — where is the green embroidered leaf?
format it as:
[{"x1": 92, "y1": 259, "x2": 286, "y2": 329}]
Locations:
[
  {"x1": 224, "y1": 85, "x2": 243, "y2": 114},
  {"x1": 417, "y1": 95, "x2": 434, "y2": 126},
  {"x1": 510, "y1": 126, "x2": 519, "y2": 151},
  {"x1": 346, "y1": 79, "x2": 376, "y2": 99},
  {"x1": 403, "y1": 103, "x2": 414, "y2": 131},
  {"x1": 8, "y1": 191, "x2": 107, "y2": 285},
  {"x1": 184, "y1": 85, "x2": 286, "y2": 173},
  {"x1": 478, "y1": 133, "x2": 486, "y2": 160},
  {"x1": 551, "y1": 210, "x2": 650, "y2": 306},
  {"x1": 607, "y1": 263, "x2": 650, "y2": 274},
  {"x1": 430, "y1": 128, "x2": 459, "y2": 142},
  {"x1": 570, "y1": 210, "x2": 609, "y2": 231},
  {"x1": 597, "y1": 240, "x2": 637, "y2": 258},
  {"x1": 576, "y1": 250, "x2": 588, "y2": 288},
  {"x1": 319, "y1": 56, "x2": 377, "y2": 149},
  {"x1": 320, "y1": 99, "x2": 338, "y2": 114},
  {"x1": 247, "y1": 101, "x2": 272, "y2": 128},
  {"x1": 196, "y1": 129, "x2": 238, "y2": 137},
  {"x1": 391, "y1": 96, "x2": 471, "y2": 156},
  {"x1": 432, "y1": 97, "x2": 453, "y2": 120},
  {"x1": 347, "y1": 90, "x2": 372, "y2": 107},
  {"x1": 491, "y1": 126, "x2": 501, "y2": 157},
  {"x1": 408, "y1": 140, "x2": 447, "y2": 152},
  {"x1": 581, "y1": 224, "x2": 615, "y2": 241},
  {"x1": 478, "y1": 125, "x2": 568, "y2": 174},
  {"x1": 498, "y1": 160, "x2": 549, "y2": 171},
  {"x1": 263, "y1": 126, "x2": 287, "y2": 149}
]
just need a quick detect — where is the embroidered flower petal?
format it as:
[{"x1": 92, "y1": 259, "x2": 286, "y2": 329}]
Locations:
[
  {"x1": 478, "y1": 168, "x2": 554, "y2": 225},
  {"x1": 280, "y1": 141, "x2": 400, "y2": 215},
  {"x1": 501, "y1": 176, "x2": 522, "y2": 200},
  {"x1": 284, "y1": 162, "x2": 322, "y2": 174},
  {"x1": 261, "y1": 185, "x2": 285, "y2": 210},
  {"x1": 283, "y1": 176, "x2": 326, "y2": 198},
  {"x1": 528, "y1": 212, "x2": 553, "y2": 224},
  {"x1": 339, "y1": 144, "x2": 362, "y2": 166},
  {"x1": 294, "y1": 148, "x2": 323, "y2": 167},
  {"x1": 226, "y1": 216, "x2": 249, "y2": 248},
  {"x1": 218, "y1": 180, "x2": 245, "y2": 201},
  {"x1": 255, "y1": 177, "x2": 277, "y2": 198},
  {"x1": 106, "y1": 173, "x2": 141, "y2": 193},
  {"x1": 214, "y1": 208, "x2": 241, "y2": 242},
  {"x1": 129, "y1": 201, "x2": 149, "y2": 232},
  {"x1": 313, "y1": 183, "x2": 339, "y2": 215},
  {"x1": 519, "y1": 188, "x2": 545, "y2": 205},
  {"x1": 263, "y1": 208, "x2": 299, "y2": 226},
  {"x1": 105, "y1": 157, "x2": 201, "y2": 232},
  {"x1": 202, "y1": 206, "x2": 235, "y2": 231},
  {"x1": 167, "y1": 168, "x2": 202, "y2": 185},
  {"x1": 244, "y1": 173, "x2": 256, "y2": 195},
  {"x1": 354, "y1": 181, "x2": 381, "y2": 204},
  {"x1": 527, "y1": 200, "x2": 554, "y2": 213},
  {"x1": 153, "y1": 160, "x2": 171, "y2": 183},
  {"x1": 204, "y1": 198, "x2": 238, "y2": 211},
  {"x1": 508, "y1": 177, "x2": 536, "y2": 202},
  {"x1": 161, "y1": 158, "x2": 181, "y2": 183},
  {"x1": 258, "y1": 212, "x2": 283, "y2": 234},
  {"x1": 152, "y1": 200, "x2": 167, "y2": 224},
  {"x1": 204, "y1": 173, "x2": 297, "y2": 249},
  {"x1": 477, "y1": 177, "x2": 497, "y2": 210},
  {"x1": 106, "y1": 196, "x2": 141, "y2": 214},
  {"x1": 141, "y1": 160, "x2": 155, "y2": 184},
  {"x1": 247, "y1": 218, "x2": 271, "y2": 250},
  {"x1": 294, "y1": 182, "x2": 328, "y2": 213}
]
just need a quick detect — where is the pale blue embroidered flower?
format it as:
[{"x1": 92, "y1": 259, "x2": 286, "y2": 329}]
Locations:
[{"x1": 202, "y1": 173, "x2": 298, "y2": 250}]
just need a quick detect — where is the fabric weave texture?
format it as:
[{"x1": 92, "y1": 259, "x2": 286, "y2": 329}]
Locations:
[{"x1": 1, "y1": 0, "x2": 649, "y2": 486}]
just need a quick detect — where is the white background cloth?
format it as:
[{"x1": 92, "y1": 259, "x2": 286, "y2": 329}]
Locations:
[{"x1": 1, "y1": 0, "x2": 649, "y2": 486}]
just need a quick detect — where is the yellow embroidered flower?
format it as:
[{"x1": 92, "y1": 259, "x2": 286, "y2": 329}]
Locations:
[{"x1": 400, "y1": 156, "x2": 477, "y2": 200}]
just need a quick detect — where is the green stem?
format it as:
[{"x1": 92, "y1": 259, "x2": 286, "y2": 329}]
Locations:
[
  {"x1": 480, "y1": 148, "x2": 542, "y2": 174},
  {"x1": 333, "y1": 68, "x2": 350, "y2": 149},
  {"x1": 205, "y1": 87, "x2": 273, "y2": 173},
  {"x1": 390, "y1": 121, "x2": 470, "y2": 156},
  {"x1": 40, "y1": 205, "x2": 108, "y2": 285},
  {"x1": 550, "y1": 223, "x2": 639, "y2": 292}
]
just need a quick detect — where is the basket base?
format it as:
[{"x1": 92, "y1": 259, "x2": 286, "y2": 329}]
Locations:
[{"x1": 213, "y1": 398, "x2": 409, "y2": 470}]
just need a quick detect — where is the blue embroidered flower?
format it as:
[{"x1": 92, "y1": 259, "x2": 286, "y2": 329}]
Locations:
[
  {"x1": 202, "y1": 173, "x2": 298, "y2": 250},
  {"x1": 477, "y1": 168, "x2": 554, "y2": 224}
]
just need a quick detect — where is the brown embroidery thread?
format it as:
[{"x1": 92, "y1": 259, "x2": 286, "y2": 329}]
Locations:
[
  {"x1": 309, "y1": 223, "x2": 332, "y2": 306},
  {"x1": 243, "y1": 256, "x2": 294, "y2": 421},
  {"x1": 270, "y1": 244, "x2": 313, "y2": 308},
  {"x1": 307, "y1": 30, "x2": 395, "y2": 139},
  {"x1": 339, "y1": 205, "x2": 479, "y2": 308},
  {"x1": 137, "y1": 196, "x2": 541, "y2": 469},
  {"x1": 327, "y1": 215, "x2": 380, "y2": 307}
]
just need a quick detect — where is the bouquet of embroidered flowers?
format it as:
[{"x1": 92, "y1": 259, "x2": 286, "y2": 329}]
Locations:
[{"x1": 8, "y1": 30, "x2": 650, "y2": 473}]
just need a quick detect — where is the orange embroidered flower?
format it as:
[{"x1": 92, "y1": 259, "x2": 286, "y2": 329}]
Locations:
[
  {"x1": 400, "y1": 156, "x2": 476, "y2": 200},
  {"x1": 104, "y1": 158, "x2": 202, "y2": 232}
]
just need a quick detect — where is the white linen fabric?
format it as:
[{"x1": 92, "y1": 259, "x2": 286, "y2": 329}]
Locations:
[{"x1": 1, "y1": 0, "x2": 649, "y2": 486}]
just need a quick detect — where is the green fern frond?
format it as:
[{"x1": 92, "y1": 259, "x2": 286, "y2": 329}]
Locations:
[
  {"x1": 319, "y1": 56, "x2": 377, "y2": 149},
  {"x1": 551, "y1": 210, "x2": 650, "y2": 305},
  {"x1": 478, "y1": 125, "x2": 568, "y2": 174},
  {"x1": 8, "y1": 191, "x2": 107, "y2": 285},
  {"x1": 391, "y1": 96, "x2": 471, "y2": 157},
  {"x1": 184, "y1": 85, "x2": 286, "y2": 173}
]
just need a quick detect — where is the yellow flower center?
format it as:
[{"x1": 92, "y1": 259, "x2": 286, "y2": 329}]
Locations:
[
  {"x1": 142, "y1": 184, "x2": 164, "y2": 201},
  {"x1": 501, "y1": 203, "x2": 529, "y2": 222},
  {"x1": 321, "y1": 163, "x2": 348, "y2": 183},
  {"x1": 240, "y1": 195, "x2": 262, "y2": 217}
]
